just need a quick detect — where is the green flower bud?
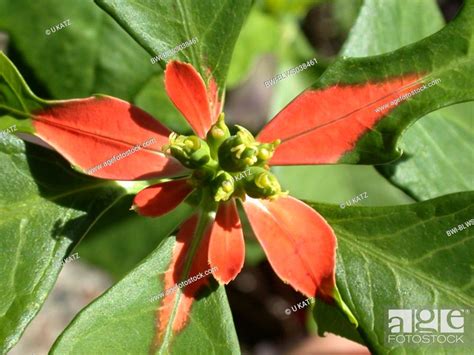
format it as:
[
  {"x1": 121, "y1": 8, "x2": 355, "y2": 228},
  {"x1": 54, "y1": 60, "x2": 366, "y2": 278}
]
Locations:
[
  {"x1": 218, "y1": 126, "x2": 260, "y2": 171},
  {"x1": 207, "y1": 113, "x2": 230, "y2": 158},
  {"x1": 212, "y1": 171, "x2": 235, "y2": 202},
  {"x1": 189, "y1": 165, "x2": 216, "y2": 187},
  {"x1": 165, "y1": 133, "x2": 211, "y2": 169},
  {"x1": 234, "y1": 125, "x2": 255, "y2": 144},
  {"x1": 242, "y1": 167, "x2": 286, "y2": 200},
  {"x1": 256, "y1": 140, "x2": 281, "y2": 164}
]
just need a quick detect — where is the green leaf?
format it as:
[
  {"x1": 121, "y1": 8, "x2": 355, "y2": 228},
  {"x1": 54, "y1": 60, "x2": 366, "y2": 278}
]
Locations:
[
  {"x1": 0, "y1": 0, "x2": 157, "y2": 101},
  {"x1": 95, "y1": 0, "x2": 253, "y2": 92},
  {"x1": 341, "y1": 0, "x2": 474, "y2": 199},
  {"x1": 310, "y1": 192, "x2": 474, "y2": 354},
  {"x1": 52, "y1": 237, "x2": 240, "y2": 354},
  {"x1": 340, "y1": 0, "x2": 444, "y2": 57},
  {"x1": 0, "y1": 135, "x2": 127, "y2": 353},
  {"x1": 0, "y1": 52, "x2": 44, "y2": 133},
  {"x1": 263, "y1": 0, "x2": 324, "y2": 16},
  {"x1": 380, "y1": 102, "x2": 474, "y2": 200},
  {"x1": 313, "y1": 301, "x2": 365, "y2": 345}
]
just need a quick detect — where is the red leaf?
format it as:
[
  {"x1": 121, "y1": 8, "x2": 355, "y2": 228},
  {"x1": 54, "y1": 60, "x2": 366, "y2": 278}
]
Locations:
[
  {"x1": 208, "y1": 200, "x2": 245, "y2": 284},
  {"x1": 153, "y1": 215, "x2": 213, "y2": 348},
  {"x1": 133, "y1": 180, "x2": 193, "y2": 217},
  {"x1": 243, "y1": 196, "x2": 337, "y2": 300},
  {"x1": 33, "y1": 96, "x2": 186, "y2": 180},
  {"x1": 258, "y1": 74, "x2": 422, "y2": 165},
  {"x1": 165, "y1": 61, "x2": 220, "y2": 138}
]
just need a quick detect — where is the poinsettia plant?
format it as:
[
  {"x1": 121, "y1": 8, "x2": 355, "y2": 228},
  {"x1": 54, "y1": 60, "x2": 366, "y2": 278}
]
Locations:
[{"x1": 0, "y1": 0, "x2": 473, "y2": 354}]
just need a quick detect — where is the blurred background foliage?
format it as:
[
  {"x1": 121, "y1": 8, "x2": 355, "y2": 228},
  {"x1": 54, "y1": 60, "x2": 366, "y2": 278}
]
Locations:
[{"x1": 0, "y1": 0, "x2": 468, "y2": 353}]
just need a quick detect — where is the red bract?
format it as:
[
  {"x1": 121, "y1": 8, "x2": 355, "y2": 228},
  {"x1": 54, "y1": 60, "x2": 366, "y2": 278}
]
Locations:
[
  {"x1": 33, "y1": 97, "x2": 187, "y2": 180},
  {"x1": 31, "y1": 59, "x2": 422, "y2": 341}
]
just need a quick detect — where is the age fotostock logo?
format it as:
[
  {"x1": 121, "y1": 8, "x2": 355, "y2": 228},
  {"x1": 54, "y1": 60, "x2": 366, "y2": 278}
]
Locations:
[{"x1": 387, "y1": 309, "x2": 470, "y2": 345}]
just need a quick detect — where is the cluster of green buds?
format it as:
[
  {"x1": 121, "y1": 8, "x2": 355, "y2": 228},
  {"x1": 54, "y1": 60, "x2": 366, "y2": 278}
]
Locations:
[
  {"x1": 163, "y1": 113, "x2": 287, "y2": 202},
  {"x1": 162, "y1": 133, "x2": 211, "y2": 169}
]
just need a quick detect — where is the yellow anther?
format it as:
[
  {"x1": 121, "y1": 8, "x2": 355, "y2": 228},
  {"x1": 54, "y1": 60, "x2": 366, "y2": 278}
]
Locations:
[
  {"x1": 244, "y1": 156, "x2": 257, "y2": 165},
  {"x1": 184, "y1": 136, "x2": 201, "y2": 151},
  {"x1": 161, "y1": 144, "x2": 170, "y2": 153},
  {"x1": 230, "y1": 143, "x2": 246, "y2": 159},
  {"x1": 169, "y1": 132, "x2": 178, "y2": 142},
  {"x1": 255, "y1": 173, "x2": 271, "y2": 188},
  {"x1": 222, "y1": 180, "x2": 233, "y2": 193}
]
